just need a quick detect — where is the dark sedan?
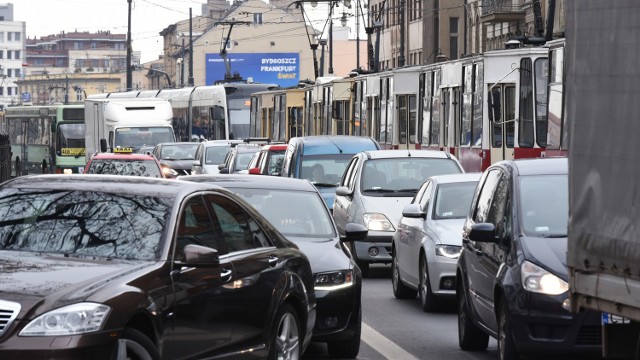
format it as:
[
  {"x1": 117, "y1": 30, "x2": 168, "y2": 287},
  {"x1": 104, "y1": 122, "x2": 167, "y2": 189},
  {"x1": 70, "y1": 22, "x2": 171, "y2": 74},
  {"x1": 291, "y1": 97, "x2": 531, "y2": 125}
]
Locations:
[
  {"x1": 152, "y1": 142, "x2": 200, "y2": 178},
  {"x1": 456, "y1": 158, "x2": 601, "y2": 359},
  {"x1": 181, "y1": 174, "x2": 368, "y2": 359},
  {"x1": 0, "y1": 174, "x2": 315, "y2": 359}
]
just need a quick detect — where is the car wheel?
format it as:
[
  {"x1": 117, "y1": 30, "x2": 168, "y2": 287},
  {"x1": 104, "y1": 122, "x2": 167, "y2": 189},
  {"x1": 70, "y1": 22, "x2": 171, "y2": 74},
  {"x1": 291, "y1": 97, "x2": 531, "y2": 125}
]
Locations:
[
  {"x1": 419, "y1": 255, "x2": 439, "y2": 312},
  {"x1": 498, "y1": 300, "x2": 520, "y2": 360},
  {"x1": 327, "y1": 306, "x2": 361, "y2": 358},
  {"x1": 117, "y1": 327, "x2": 160, "y2": 360},
  {"x1": 457, "y1": 284, "x2": 489, "y2": 351},
  {"x1": 269, "y1": 303, "x2": 301, "y2": 360},
  {"x1": 392, "y1": 253, "x2": 417, "y2": 299},
  {"x1": 356, "y1": 260, "x2": 370, "y2": 278}
]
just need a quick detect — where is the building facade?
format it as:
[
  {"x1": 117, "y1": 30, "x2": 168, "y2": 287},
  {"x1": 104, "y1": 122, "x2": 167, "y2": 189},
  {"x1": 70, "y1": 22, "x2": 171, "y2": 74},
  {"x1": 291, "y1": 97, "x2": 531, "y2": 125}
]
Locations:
[{"x1": 0, "y1": 3, "x2": 26, "y2": 108}]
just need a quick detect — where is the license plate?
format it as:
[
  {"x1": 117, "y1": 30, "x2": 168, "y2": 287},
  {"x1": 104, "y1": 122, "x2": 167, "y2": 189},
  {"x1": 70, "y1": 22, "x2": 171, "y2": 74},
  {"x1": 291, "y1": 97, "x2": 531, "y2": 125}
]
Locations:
[{"x1": 601, "y1": 312, "x2": 631, "y2": 324}]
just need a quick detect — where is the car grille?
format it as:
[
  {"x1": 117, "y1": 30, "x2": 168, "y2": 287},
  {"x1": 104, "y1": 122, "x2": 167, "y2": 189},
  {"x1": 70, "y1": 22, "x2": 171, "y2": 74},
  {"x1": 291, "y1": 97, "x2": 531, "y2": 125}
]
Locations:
[
  {"x1": 0, "y1": 300, "x2": 21, "y2": 336},
  {"x1": 575, "y1": 325, "x2": 602, "y2": 345}
]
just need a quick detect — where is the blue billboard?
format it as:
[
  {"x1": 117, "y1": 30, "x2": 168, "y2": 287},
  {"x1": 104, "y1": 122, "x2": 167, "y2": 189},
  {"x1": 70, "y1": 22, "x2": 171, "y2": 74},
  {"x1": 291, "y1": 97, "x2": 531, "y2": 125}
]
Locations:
[{"x1": 206, "y1": 53, "x2": 299, "y2": 87}]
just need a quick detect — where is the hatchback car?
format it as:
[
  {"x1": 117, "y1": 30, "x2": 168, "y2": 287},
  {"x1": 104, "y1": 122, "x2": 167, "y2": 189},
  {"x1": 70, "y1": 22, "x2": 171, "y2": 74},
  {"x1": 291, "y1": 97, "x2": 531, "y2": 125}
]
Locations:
[
  {"x1": 248, "y1": 144, "x2": 288, "y2": 176},
  {"x1": 152, "y1": 142, "x2": 200, "y2": 178},
  {"x1": 180, "y1": 174, "x2": 368, "y2": 359},
  {"x1": 84, "y1": 148, "x2": 163, "y2": 178},
  {"x1": 218, "y1": 144, "x2": 261, "y2": 174},
  {"x1": 281, "y1": 135, "x2": 381, "y2": 211},
  {"x1": 392, "y1": 173, "x2": 481, "y2": 312},
  {"x1": 0, "y1": 174, "x2": 316, "y2": 359},
  {"x1": 334, "y1": 150, "x2": 464, "y2": 277},
  {"x1": 456, "y1": 158, "x2": 601, "y2": 359},
  {"x1": 191, "y1": 140, "x2": 245, "y2": 175}
]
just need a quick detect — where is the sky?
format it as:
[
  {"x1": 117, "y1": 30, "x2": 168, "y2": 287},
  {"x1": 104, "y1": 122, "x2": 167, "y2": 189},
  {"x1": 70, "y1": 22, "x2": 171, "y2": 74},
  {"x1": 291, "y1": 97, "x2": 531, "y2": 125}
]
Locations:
[{"x1": 14, "y1": 0, "x2": 209, "y2": 63}]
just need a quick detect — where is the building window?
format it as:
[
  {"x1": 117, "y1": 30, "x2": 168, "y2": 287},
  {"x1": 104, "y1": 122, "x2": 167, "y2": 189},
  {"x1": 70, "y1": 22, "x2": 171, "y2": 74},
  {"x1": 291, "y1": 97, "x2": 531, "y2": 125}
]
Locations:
[
  {"x1": 56, "y1": 58, "x2": 65, "y2": 67},
  {"x1": 0, "y1": 32, "x2": 4, "y2": 42},
  {"x1": 76, "y1": 59, "x2": 86, "y2": 67},
  {"x1": 15, "y1": 69, "x2": 20, "y2": 78},
  {"x1": 74, "y1": 42, "x2": 84, "y2": 50},
  {"x1": 253, "y1": 13, "x2": 263, "y2": 24},
  {"x1": 14, "y1": 32, "x2": 20, "y2": 41},
  {"x1": 6, "y1": 69, "x2": 11, "y2": 77},
  {"x1": 91, "y1": 42, "x2": 97, "y2": 49},
  {"x1": 449, "y1": 17, "x2": 459, "y2": 60},
  {"x1": 6, "y1": 50, "x2": 10, "y2": 59},
  {"x1": 14, "y1": 50, "x2": 19, "y2": 59},
  {"x1": 7, "y1": 32, "x2": 11, "y2": 41},
  {"x1": 36, "y1": 59, "x2": 44, "y2": 66},
  {"x1": 0, "y1": 50, "x2": 3, "y2": 59}
]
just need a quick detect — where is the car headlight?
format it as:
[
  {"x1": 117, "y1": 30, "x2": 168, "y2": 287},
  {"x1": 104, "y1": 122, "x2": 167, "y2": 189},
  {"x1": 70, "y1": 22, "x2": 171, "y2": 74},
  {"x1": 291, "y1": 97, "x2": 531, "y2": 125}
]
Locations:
[
  {"x1": 521, "y1": 260, "x2": 568, "y2": 295},
  {"x1": 363, "y1": 213, "x2": 395, "y2": 232},
  {"x1": 19, "y1": 303, "x2": 111, "y2": 336},
  {"x1": 162, "y1": 167, "x2": 179, "y2": 176},
  {"x1": 315, "y1": 270, "x2": 354, "y2": 291},
  {"x1": 435, "y1": 244, "x2": 462, "y2": 259}
]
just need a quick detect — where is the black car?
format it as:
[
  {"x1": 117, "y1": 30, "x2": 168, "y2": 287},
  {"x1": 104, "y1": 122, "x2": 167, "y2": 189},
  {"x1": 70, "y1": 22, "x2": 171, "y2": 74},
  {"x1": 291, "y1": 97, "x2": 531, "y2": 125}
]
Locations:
[
  {"x1": 181, "y1": 174, "x2": 368, "y2": 359},
  {"x1": 456, "y1": 158, "x2": 601, "y2": 359},
  {"x1": 0, "y1": 174, "x2": 315, "y2": 359},
  {"x1": 152, "y1": 142, "x2": 200, "y2": 178}
]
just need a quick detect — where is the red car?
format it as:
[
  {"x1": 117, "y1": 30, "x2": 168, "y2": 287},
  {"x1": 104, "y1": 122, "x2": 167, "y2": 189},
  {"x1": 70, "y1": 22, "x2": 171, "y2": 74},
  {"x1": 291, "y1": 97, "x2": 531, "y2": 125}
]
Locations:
[
  {"x1": 84, "y1": 148, "x2": 164, "y2": 178},
  {"x1": 248, "y1": 144, "x2": 287, "y2": 176}
]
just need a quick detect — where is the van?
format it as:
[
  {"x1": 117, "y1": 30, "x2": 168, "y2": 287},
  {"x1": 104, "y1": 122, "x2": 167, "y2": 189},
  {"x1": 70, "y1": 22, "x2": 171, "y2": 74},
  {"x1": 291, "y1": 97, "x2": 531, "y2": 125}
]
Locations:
[{"x1": 281, "y1": 135, "x2": 380, "y2": 211}]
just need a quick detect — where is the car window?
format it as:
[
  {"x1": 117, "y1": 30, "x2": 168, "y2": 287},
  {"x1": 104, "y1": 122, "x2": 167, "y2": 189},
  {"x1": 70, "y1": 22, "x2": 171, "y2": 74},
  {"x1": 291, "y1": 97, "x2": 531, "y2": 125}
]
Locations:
[
  {"x1": 87, "y1": 159, "x2": 162, "y2": 178},
  {"x1": 433, "y1": 181, "x2": 478, "y2": 219},
  {"x1": 519, "y1": 174, "x2": 568, "y2": 236},
  {"x1": 341, "y1": 157, "x2": 358, "y2": 187},
  {"x1": 473, "y1": 169, "x2": 502, "y2": 223},
  {"x1": 206, "y1": 195, "x2": 271, "y2": 252},
  {"x1": 176, "y1": 196, "x2": 218, "y2": 261},
  {"x1": 266, "y1": 151, "x2": 286, "y2": 176},
  {"x1": 205, "y1": 146, "x2": 229, "y2": 165},
  {"x1": 418, "y1": 181, "x2": 433, "y2": 211}
]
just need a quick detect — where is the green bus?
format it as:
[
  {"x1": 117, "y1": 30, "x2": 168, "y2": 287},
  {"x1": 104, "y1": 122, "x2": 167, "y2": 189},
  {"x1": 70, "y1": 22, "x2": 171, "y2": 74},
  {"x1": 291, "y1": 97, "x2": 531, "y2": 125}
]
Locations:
[{"x1": 5, "y1": 104, "x2": 85, "y2": 176}]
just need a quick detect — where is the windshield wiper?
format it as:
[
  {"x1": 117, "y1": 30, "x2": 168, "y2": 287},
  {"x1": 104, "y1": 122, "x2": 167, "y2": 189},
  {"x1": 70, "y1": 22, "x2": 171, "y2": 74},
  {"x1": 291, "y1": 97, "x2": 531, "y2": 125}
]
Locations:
[
  {"x1": 396, "y1": 188, "x2": 419, "y2": 193},
  {"x1": 312, "y1": 182, "x2": 338, "y2": 188},
  {"x1": 362, "y1": 188, "x2": 396, "y2": 192},
  {"x1": 539, "y1": 234, "x2": 567, "y2": 238}
]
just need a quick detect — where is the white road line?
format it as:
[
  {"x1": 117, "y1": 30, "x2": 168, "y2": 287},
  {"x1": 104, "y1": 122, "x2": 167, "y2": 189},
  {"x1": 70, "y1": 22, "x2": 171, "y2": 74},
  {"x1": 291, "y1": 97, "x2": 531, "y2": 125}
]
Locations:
[{"x1": 362, "y1": 322, "x2": 419, "y2": 360}]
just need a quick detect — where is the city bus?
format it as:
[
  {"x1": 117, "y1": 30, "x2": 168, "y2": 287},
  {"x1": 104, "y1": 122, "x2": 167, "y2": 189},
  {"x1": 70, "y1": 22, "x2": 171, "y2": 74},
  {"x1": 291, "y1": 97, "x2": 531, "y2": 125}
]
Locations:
[{"x1": 4, "y1": 104, "x2": 85, "y2": 176}]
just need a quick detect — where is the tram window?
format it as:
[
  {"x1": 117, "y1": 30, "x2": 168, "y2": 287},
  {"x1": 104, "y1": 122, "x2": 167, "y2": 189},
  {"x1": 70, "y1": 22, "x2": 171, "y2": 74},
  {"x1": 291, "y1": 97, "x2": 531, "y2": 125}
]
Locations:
[
  {"x1": 505, "y1": 86, "x2": 516, "y2": 148},
  {"x1": 519, "y1": 58, "x2": 535, "y2": 148},
  {"x1": 490, "y1": 86, "x2": 503, "y2": 148}
]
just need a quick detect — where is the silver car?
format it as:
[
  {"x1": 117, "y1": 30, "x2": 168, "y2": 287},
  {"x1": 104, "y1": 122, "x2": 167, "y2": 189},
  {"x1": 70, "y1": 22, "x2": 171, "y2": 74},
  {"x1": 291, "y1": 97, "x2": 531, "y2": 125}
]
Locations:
[
  {"x1": 392, "y1": 173, "x2": 481, "y2": 311},
  {"x1": 333, "y1": 150, "x2": 464, "y2": 277},
  {"x1": 191, "y1": 140, "x2": 244, "y2": 175}
]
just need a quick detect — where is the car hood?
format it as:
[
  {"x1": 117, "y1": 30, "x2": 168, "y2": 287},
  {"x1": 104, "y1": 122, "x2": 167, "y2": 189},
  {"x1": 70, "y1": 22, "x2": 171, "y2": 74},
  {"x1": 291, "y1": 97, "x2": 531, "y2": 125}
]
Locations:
[
  {"x1": 361, "y1": 196, "x2": 413, "y2": 227},
  {"x1": 0, "y1": 251, "x2": 152, "y2": 316},
  {"x1": 429, "y1": 218, "x2": 466, "y2": 246},
  {"x1": 160, "y1": 159, "x2": 193, "y2": 170},
  {"x1": 519, "y1": 236, "x2": 568, "y2": 279},
  {"x1": 288, "y1": 236, "x2": 352, "y2": 274}
]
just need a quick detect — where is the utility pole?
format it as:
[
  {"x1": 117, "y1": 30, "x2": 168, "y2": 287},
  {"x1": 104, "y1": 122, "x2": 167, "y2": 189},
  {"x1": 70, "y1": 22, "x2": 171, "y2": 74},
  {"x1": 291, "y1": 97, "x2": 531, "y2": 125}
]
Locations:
[
  {"x1": 188, "y1": 8, "x2": 194, "y2": 86},
  {"x1": 126, "y1": 0, "x2": 132, "y2": 90},
  {"x1": 65, "y1": 74, "x2": 69, "y2": 104}
]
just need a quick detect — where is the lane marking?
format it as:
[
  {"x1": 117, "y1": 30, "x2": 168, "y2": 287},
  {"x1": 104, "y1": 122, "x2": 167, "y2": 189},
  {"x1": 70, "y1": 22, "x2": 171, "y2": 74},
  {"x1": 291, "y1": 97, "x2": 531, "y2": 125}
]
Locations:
[{"x1": 362, "y1": 322, "x2": 419, "y2": 360}]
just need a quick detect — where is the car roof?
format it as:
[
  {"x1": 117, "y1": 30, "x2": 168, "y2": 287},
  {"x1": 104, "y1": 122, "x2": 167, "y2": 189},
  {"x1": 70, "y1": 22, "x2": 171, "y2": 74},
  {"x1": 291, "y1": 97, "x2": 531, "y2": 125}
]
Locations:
[
  {"x1": 361, "y1": 149, "x2": 455, "y2": 160},
  {"x1": 90, "y1": 153, "x2": 158, "y2": 161},
  {"x1": 180, "y1": 174, "x2": 318, "y2": 192},
  {"x1": 234, "y1": 145, "x2": 262, "y2": 152},
  {"x1": 261, "y1": 144, "x2": 288, "y2": 151},
  {"x1": 291, "y1": 135, "x2": 379, "y2": 155},
  {"x1": 202, "y1": 140, "x2": 241, "y2": 147},
  {"x1": 429, "y1": 172, "x2": 482, "y2": 184},
  {"x1": 4, "y1": 174, "x2": 225, "y2": 198},
  {"x1": 156, "y1": 142, "x2": 199, "y2": 146},
  {"x1": 502, "y1": 157, "x2": 568, "y2": 176}
]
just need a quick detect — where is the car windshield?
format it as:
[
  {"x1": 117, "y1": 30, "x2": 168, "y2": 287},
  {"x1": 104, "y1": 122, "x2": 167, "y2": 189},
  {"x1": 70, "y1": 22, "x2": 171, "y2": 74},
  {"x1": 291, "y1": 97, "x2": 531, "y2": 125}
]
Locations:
[
  {"x1": 231, "y1": 188, "x2": 336, "y2": 238},
  {"x1": 361, "y1": 158, "x2": 462, "y2": 194},
  {"x1": 267, "y1": 151, "x2": 286, "y2": 176},
  {"x1": 300, "y1": 154, "x2": 354, "y2": 186},
  {"x1": 160, "y1": 144, "x2": 199, "y2": 160},
  {"x1": 433, "y1": 181, "x2": 478, "y2": 219},
  {"x1": 0, "y1": 188, "x2": 172, "y2": 261},
  {"x1": 115, "y1": 127, "x2": 175, "y2": 150},
  {"x1": 56, "y1": 122, "x2": 85, "y2": 156},
  {"x1": 205, "y1": 146, "x2": 230, "y2": 165},
  {"x1": 519, "y1": 174, "x2": 568, "y2": 237},
  {"x1": 87, "y1": 159, "x2": 162, "y2": 177}
]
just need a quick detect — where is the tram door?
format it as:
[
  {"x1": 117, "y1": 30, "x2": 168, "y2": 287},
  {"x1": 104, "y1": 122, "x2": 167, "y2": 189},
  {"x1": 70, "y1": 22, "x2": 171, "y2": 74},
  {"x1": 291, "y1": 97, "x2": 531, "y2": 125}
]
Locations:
[
  {"x1": 441, "y1": 87, "x2": 460, "y2": 155},
  {"x1": 488, "y1": 84, "x2": 516, "y2": 164}
]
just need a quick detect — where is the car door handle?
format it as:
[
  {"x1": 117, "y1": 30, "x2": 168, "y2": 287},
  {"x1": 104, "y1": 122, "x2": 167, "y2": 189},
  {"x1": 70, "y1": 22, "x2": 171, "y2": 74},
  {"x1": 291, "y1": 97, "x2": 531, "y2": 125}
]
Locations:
[{"x1": 221, "y1": 268, "x2": 232, "y2": 282}]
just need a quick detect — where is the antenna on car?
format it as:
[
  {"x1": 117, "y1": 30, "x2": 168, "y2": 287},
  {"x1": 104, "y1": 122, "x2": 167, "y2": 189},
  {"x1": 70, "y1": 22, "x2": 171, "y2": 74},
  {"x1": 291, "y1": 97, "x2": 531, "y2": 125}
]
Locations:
[{"x1": 327, "y1": 137, "x2": 343, "y2": 153}]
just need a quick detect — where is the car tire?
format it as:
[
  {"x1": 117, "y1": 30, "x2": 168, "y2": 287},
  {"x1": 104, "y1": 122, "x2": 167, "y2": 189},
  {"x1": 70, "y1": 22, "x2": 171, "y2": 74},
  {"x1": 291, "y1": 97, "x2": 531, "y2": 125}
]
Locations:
[
  {"x1": 498, "y1": 300, "x2": 520, "y2": 360},
  {"x1": 419, "y1": 255, "x2": 439, "y2": 312},
  {"x1": 356, "y1": 260, "x2": 370, "y2": 278},
  {"x1": 117, "y1": 327, "x2": 160, "y2": 360},
  {"x1": 269, "y1": 303, "x2": 301, "y2": 360},
  {"x1": 392, "y1": 254, "x2": 417, "y2": 299},
  {"x1": 327, "y1": 307, "x2": 361, "y2": 358},
  {"x1": 457, "y1": 284, "x2": 489, "y2": 351}
]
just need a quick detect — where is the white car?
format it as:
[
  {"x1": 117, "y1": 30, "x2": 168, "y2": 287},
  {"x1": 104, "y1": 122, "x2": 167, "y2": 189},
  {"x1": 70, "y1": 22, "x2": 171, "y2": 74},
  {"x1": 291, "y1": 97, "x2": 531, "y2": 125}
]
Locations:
[
  {"x1": 191, "y1": 140, "x2": 243, "y2": 175},
  {"x1": 391, "y1": 172, "x2": 481, "y2": 311}
]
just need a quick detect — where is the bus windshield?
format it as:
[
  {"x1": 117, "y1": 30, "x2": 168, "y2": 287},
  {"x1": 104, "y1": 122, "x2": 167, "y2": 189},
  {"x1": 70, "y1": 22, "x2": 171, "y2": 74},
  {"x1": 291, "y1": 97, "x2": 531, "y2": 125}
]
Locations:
[
  {"x1": 115, "y1": 127, "x2": 175, "y2": 150},
  {"x1": 57, "y1": 122, "x2": 85, "y2": 157}
]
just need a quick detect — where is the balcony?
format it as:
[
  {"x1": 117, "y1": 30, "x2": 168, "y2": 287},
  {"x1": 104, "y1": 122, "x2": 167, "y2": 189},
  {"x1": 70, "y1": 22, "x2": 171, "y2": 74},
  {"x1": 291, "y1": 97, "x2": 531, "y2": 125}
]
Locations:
[{"x1": 480, "y1": 0, "x2": 525, "y2": 23}]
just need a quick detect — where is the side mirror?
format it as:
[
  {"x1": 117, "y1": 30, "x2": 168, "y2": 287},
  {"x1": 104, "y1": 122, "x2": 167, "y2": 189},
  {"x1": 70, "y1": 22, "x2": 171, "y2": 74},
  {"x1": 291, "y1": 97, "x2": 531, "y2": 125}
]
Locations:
[
  {"x1": 248, "y1": 167, "x2": 261, "y2": 175},
  {"x1": 192, "y1": 160, "x2": 201, "y2": 167},
  {"x1": 182, "y1": 244, "x2": 220, "y2": 267},
  {"x1": 468, "y1": 223, "x2": 497, "y2": 243},
  {"x1": 219, "y1": 167, "x2": 230, "y2": 174},
  {"x1": 335, "y1": 186, "x2": 353, "y2": 197},
  {"x1": 218, "y1": 163, "x2": 226, "y2": 170},
  {"x1": 402, "y1": 204, "x2": 426, "y2": 219},
  {"x1": 99, "y1": 139, "x2": 108, "y2": 153},
  {"x1": 341, "y1": 223, "x2": 368, "y2": 242}
]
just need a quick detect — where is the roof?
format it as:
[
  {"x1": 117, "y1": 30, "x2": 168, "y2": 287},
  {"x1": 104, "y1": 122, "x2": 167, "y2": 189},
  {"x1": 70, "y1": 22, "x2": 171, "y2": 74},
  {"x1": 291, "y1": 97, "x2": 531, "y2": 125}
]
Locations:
[
  {"x1": 89, "y1": 153, "x2": 158, "y2": 161},
  {"x1": 430, "y1": 172, "x2": 482, "y2": 184},
  {"x1": 507, "y1": 157, "x2": 568, "y2": 176},
  {"x1": 291, "y1": 135, "x2": 380, "y2": 155},
  {"x1": 180, "y1": 174, "x2": 317, "y2": 192},
  {"x1": 362, "y1": 149, "x2": 454, "y2": 160},
  {"x1": 262, "y1": 144, "x2": 288, "y2": 151},
  {"x1": 4, "y1": 175, "x2": 224, "y2": 198}
]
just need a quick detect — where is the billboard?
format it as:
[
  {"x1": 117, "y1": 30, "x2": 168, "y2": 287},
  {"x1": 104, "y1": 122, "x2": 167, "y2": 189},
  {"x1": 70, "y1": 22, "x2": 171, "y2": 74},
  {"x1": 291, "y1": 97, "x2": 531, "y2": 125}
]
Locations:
[{"x1": 206, "y1": 53, "x2": 299, "y2": 87}]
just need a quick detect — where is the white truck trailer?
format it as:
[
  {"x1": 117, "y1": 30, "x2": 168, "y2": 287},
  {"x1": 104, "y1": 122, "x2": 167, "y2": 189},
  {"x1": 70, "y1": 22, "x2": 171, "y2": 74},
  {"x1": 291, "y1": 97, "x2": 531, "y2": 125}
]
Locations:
[
  {"x1": 567, "y1": 1, "x2": 640, "y2": 357},
  {"x1": 84, "y1": 97, "x2": 175, "y2": 156}
]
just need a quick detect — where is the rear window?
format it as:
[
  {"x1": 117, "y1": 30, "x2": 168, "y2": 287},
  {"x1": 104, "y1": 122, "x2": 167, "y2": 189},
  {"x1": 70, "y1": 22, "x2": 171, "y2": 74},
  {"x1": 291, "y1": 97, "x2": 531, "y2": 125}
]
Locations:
[{"x1": 87, "y1": 159, "x2": 162, "y2": 178}]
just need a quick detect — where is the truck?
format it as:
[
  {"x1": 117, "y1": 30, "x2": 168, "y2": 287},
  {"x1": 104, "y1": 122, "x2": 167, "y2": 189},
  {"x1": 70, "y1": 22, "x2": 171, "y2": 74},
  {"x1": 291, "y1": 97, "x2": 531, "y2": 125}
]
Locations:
[
  {"x1": 567, "y1": 1, "x2": 640, "y2": 358},
  {"x1": 84, "y1": 97, "x2": 175, "y2": 156}
]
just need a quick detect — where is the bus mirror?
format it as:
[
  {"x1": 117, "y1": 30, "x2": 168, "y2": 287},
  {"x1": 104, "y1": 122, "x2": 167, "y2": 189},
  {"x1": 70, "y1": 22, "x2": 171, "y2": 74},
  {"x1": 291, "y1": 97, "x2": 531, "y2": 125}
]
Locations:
[
  {"x1": 100, "y1": 139, "x2": 108, "y2": 153},
  {"x1": 488, "y1": 89, "x2": 501, "y2": 122}
]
